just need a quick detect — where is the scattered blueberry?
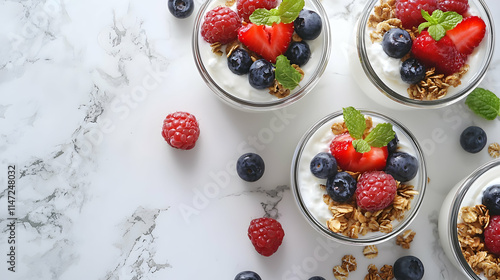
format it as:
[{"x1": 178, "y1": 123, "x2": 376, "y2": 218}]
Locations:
[
  {"x1": 326, "y1": 172, "x2": 356, "y2": 202},
  {"x1": 387, "y1": 134, "x2": 399, "y2": 154},
  {"x1": 460, "y1": 126, "x2": 487, "y2": 153},
  {"x1": 285, "y1": 41, "x2": 311, "y2": 66},
  {"x1": 234, "y1": 270, "x2": 262, "y2": 280},
  {"x1": 294, "y1": 9, "x2": 322, "y2": 40},
  {"x1": 310, "y1": 152, "x2": 338, "y2": 179},
  {"x1": 236, "y1": 153, "x2": 265, "y2": 182},
  {"x1": 168, "y1": 0, "x2": 194, "y2": 19},
  {"x1": 228, "y1": 49, "x2": 253, "y2": 75},
  {"x1": 382, "y1": 28, "x2": 412, "y2": 58},
  {"x1": 308, "y1": 277, "x2": 326, "y2": 280},
  {"x1": 393, "y1": 256, "x2": 424, "y2": 280},
  {"x1": 482, "y1": 185, "x2": 500, "y2": 215},
  {"x1": 400, "y1": 58, "x2": 426, "y2": 84},
  {"x1": 385, "y1": 152, "x2": 419, "y2": 182},
  {"x1": 248, "y1": 59, "x2": 275, "y2": 89}
]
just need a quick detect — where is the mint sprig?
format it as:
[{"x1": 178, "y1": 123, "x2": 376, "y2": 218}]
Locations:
[
  {"x1": 418, "y1": 9, "x2": 462, "y2": 41},
  {"x1": 343, "y1": 107, "x2": 396, "y2": 153},
  {"x1": 275, "y1": 55, "x2": 302, "y2": 89},
  {"x1": 465, "y1": 87, "x2": 500, "y2": 120},
  {"x1": 249, "y1": 0, "x2": 305, "y2": 25}
]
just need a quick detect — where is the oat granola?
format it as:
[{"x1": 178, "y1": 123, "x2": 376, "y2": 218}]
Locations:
[
  {"x1": 333, "y1": 255, "x2": 358, "y2": 280},
  {"x1": 363, "y1": 245, "x2": 379, "y2": 259},
  {"x1": 396, "y1": 229, "x2": 416, "y2": 249},
  {"x1": 488, "y1": 143, "x2": 500, "y2": 159}
]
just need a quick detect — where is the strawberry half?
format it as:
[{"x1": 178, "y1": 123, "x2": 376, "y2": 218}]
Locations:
[
  {"x1": 446, "y1": 16, "x2": 486, "y2": 57},
  {"x1": 411, "y1": 31, "x2": 465, "y2": 75},
  {"x1": 329, "y1": 133, "x2": 389, "y2": 173},
  {"x1": 238, "y1": 22, "x2": 294, "y2": 63}
]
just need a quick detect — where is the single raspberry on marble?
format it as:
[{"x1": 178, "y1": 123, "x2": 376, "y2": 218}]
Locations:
[
  {"x1": 248, "y1": 217, "x2": 285, "y2": 257},
  {"x1": 201, "y1": 6, "x2": 241, "y2": 44},
  {"x1": 161, "y1": 111, "x2": 200, "y2": 150},
  {"x1": 355, "y1": 171, "x2": 397, "y2": 212},
  {"x1": 484, "y1": 215, "x2": 500, "y2": 256}
]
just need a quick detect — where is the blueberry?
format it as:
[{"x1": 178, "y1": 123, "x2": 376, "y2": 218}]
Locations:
[
  {"x1": 460, "y1": 126, "x2": 487, "y2": 153},
  {"x1": 294, "y1": 9, "x2": 322, "y2": 40},
  {"x1": 308, "y1": 277, "x2": 326, "y2": 280},
  {"x1": 234, "y1": 271, "x2": 262, "y2": 280},
  {"x1": 248, "y1": 59, "x2": 275, "y2": 89},
  {"x1": 387, "y1": 134, "x2": 399, "y2": 154},
  {"x1": 400, "y1": 58, "x2": 426, "y2": 84},
  {"x1": 228, "y1": 49, "x2": 253, "y2": 75},
  {"x1": 385, "y1": 152, "x2": 419, "y2": 182},
  {"x1": 285, "y1": 41, "x2": 311, "y2": 66},
  {"x1": 167, "y1": 0, "x2": 194, "y2": 19},
  {"x1": 482, "y1": 185, "x2": 500, "y2": 215},
  {"x1": 326, "y1": 172, "x2": 356, "y2": 202},
  {"x1": 310, "y1": 152, "x2": 337, "y2": 179},
  {"x1": 393, "y1": 256, "x2": 424, "y2": 280},
  {"x1": 382, "y1": 28, "x2": 412, "y2": 58},
  {"x1": 236, "y1": 153, "x2": 265, "y2": 182}
]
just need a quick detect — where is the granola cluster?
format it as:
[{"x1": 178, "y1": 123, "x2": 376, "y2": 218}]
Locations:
[
  {"x1": 395, "y1": 229, "x2": 416, "y2": 249},
  {"x1": 488, "y1": 143, "x2": 500, "y2": 159},
  {"x1": 458, "y1": 204, "x2": 500, "y2": 279},
  {"x1": 333, "y1": 255, "x2": 358, "y2": 280},
  {"x1": 364, "y1": 264, "x2": 394, "y2": 280}
]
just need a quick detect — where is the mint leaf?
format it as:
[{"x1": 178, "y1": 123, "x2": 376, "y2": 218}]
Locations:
[
  {"x1": 465, "y1": 88, "x2": 500, "y2": 120},
  {"x1": 249, "y1": 9, "x2": 281, "y2": 25},
  {"x1": 275, "y1": 55, "x2": 302, "y2": 89},
  {"x1": 343, "y1": 107, "x2": 366, "y2": 140},
  {"x1": 352, "y1": 139, "x2": 371, "y2": 153},
  {"x1": 364, "y1": 123, "x2": 396, "y2": 147},
  {"x1": 278, "y1": 0, "x2": 305, "y2": 23},
  {"x1": 418, "y1": 9, "x2": 462, "y2": 41}
]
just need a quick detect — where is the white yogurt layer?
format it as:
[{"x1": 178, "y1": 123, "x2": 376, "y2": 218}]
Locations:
[{"x1": 198, "y1": 0, "x2": 325, "y2": 102}]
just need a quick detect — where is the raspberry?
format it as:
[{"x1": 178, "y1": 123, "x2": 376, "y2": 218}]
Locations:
[
  {"x1": 484, "y1": 215, "x2": 500, "y2": 256},
  {"x1": 248, "y1": 217, "x2": 285, "y2": 256},
  {"x1": 237, "y1": 0, "x2": 278, "y2": 22},
  {"x1": 437, "y1": 0, "x2": 469, "y2": 15},
  {"x1": 355, "y1": 171, "x2": 397, "y2": 212},
  {"x1": 161, "y1": 111, "x2": 200, "y2": 150},
  {"x1": 201, "y1": 6, "x2": 241, "y2": 44},
  {"x1": 395, "y1": 0, "x2": 437, "y2": 28}
]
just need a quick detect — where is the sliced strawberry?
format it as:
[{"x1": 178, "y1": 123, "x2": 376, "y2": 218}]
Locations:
[
  {"x1": 238, "y1": 22, "x2": 294, "y2": 63},
  {"x1": 446, "y1": 16, "x2": 486, "y2": 57},
  {"x1": 329, "y1": 133, "x2": 388, "y2": 173},
  {"x1": 411, "y1": 31, "x2": 465, "y2": 75}
]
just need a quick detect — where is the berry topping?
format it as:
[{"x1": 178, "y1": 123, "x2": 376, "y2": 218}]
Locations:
[
  {"x1": 484, "y1": 215, "x2": 500, "y2": 256},
  {"x1": 294, "y1": 9, "x2": 323, "y2": 40},
  {"x1": 168, "y1": 0, "x2": 194, "y2": 18},
  {"x1": 228, "y1": 48, "x2": 253, "y2": 75},
  {"x1": 460, "y1": 126, "x2": 487, "y2": 153},
  {"x1": 201, "y1": 7, "x2": 241, "y2": 44},
  {"x1": 310, "y1": 152, "x2": 338, "y2": 179},
  {"x1": 236, "y1": 0, "x2": 278, "y2": 22},
  {"x1": 248, "y1": 217, "x2": 285, "y2": 257},
  {"x1": 395, "y1": 0, "x2": 437, "y2": 28},
  {"x1": 237, "y1": 153, "x2": 265, "y2": 182},
  {"x1": 411, "y1": 31, "x2": 464, "y2": 75},
  {"x1": 437, "y1": 0, "x2": 469, "y2": 15},
  {"x1": 248, "y1": 59, "x2": 275, "y2": 89},
  {"x1": 234, "y1": 271, "x2": 262, "y2": 280},
  {"x1": 238, "y1": 22, "x2": 294, "y2": 63},
  {"x1": 385, "y1": 151, "x2": 419, "y2": 182},
  {"x1": 326, "y1": 172, "x2": 357, "y2": 203},
  {"x1": 161, "y1": 111, "x2": 200, "y2": 150},
  {"x1": 393, "y1": 256, "x2": 425, "y2": 280},
  {"x1": 446, "y1": 16, "x2": 486, "y2": 57},
  {"x1": 355, "y1": 171, "x2": 397, "y2": 212},
  {"x1": 387, "y1": 134, "x2": 399, "y2": 154},
  {"x1": 285, "y1": 41, "x2": 311, "y2": 66},
  {"x1": 482, "y1": 185, "x2": 500, "y2": 215},
  {"x1": 400, "y1": 58, "x2": 426, "y2": 84},
  {"x1": 382, "y1": 28, "x2": 413, "y2": 58},
  {"x1": 308, "y1": 277, "x2": 326, "y2": 280}
]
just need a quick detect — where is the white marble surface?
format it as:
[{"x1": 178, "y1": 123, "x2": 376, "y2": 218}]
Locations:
[{"x1": 0, "y1": 0, "x2": 499, "y2": 279}]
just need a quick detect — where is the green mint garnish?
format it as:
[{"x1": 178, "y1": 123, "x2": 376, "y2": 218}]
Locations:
[
  {"x1": 352, "y1": 139, "x2": 371, "y2": 153},
  {"x1": 418, "y1": 9, "x2": 463, "y2": 41},
  {"x1": 249, "y1": 0, "x2": 305, "y2": 25},
  {"x1": 364, "y1": 123, "x2": 396, "y2": 148},
  {"x1": 275, "y1": 55, "x2": 302, "y2": 90},
  {"x1": 465, "y1": 87, "x2": 500, "y2": 120},
  {"x1": 343, "y1": 107, "x2": 366, "y2": 139}
]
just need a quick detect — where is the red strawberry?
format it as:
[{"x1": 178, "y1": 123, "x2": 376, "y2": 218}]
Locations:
[
  {"x1": 411, "y1": 31, "x2": 465, "y2": 75},
  {"x1": 395, "y1": 0, "x2": 437, "y2": 29},
  {"x1": 238, "y1": 22, "x2": 294, "y2": 63},
  {"x1": 437, "y1": 0, "x2": 469, "y2": 15},
  {"x1": 446, "y1": 16, "x2": 486, "y2": 57},
  {"x1": 329, "y1": 133, "x2": 388, "y2": 173}
]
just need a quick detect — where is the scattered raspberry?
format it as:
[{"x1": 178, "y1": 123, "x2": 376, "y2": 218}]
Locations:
[
  {"x1": 161, "y1": 111, "x2": 200, "y2": 150},
  {"x1": 201, "y1": 6, "x2": 242, "y2": 44},
  {"x1": 355, "y1": 171, "x2": 397, "y2": 212},
  {"x1": 395, "y1": 0, "x2": 437, "y2": 28},
  {"x1": 237, "y1": 0, "x2": 278, "y2": 22},
  {"x1": 484, "y1": 215, "x2": 500, "y2": 256},
  {"x1": 437, "y1": 0, "x2": 469, "y2": 15},
  {"x1": 248, "y1": 217, "x2": 285, "y2": 256}
]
